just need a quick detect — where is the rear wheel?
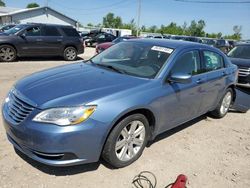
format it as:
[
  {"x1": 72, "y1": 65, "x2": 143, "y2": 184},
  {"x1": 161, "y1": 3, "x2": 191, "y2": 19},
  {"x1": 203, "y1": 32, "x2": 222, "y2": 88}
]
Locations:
[
  {"x1": 210, "y1": 88, "x2": 233, "y2": 118},
  {"x1": 63, "y1": 46, "x2": 77, "y2": 61},
  {"x1": 102, "y1": 114, "x2": 150, "y2": 168},
  {"x1": 0, "y1": 45, "x2": 17, "y2": 62}
]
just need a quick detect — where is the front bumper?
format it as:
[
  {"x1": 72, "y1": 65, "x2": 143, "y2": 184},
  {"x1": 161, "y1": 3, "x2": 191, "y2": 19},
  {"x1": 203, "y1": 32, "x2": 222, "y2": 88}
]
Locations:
[{"x1": 2, "y1": 103, "x2": 109, "y2": 167}]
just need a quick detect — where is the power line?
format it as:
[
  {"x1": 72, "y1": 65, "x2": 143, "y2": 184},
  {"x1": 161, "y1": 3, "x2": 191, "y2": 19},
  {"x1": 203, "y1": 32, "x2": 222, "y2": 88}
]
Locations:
[
  {"x1": 49, "y1": 2, "x2": 133, "y2": 16},
  {"x1": 174, "y1": 0, "x2": 250, "y2": 3},
  {"x1": 49, "y1": 0, "x2": 132, "y2": 11}
]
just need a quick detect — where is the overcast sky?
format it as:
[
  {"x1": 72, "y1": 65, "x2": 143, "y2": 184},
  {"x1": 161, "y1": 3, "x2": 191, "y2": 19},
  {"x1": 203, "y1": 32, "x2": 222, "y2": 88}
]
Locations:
[{"x1": 5, "y1": 0, "x2": 250, "y2": 39}]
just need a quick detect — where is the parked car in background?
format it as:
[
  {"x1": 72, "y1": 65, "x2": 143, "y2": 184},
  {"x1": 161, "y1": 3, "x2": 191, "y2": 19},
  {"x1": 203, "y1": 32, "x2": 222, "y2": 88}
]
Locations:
[
  {"x1": 0, "y1": 24, "x2": 16, "y2": 33},
  {"x1": 201, "y1": 38, "x2": 217, "y2": 47},
  {"x1": 96, "y1": 36, "x2": 136, "y2": 53},
  {"x1": 2, "y1": 39, "x2": 238, "y2": 168},
  {"x1": 170, "y1": 35, "x2": 186, "y2": 40},
  {"x1": 80, "y1": 30, "x2": 104, "y2": 42},
  {"x1": 0, "y1": 23, "x2": 84, "y2": 62},
  {"x1": 228, "y1": 43, "x2": 250, "y2": 88},
  {"x1": 183, "y1": 36, "x2": 202, "y2": 43},
  {"x1": 85, "y1": 32, "x2": 116, "y2": 47},
  {"x1": 228, "y1": 40, "x2": 236, "y2": 51},
  {"x1": 215, "y1": 39, "x2": 230, "y2": 53}
]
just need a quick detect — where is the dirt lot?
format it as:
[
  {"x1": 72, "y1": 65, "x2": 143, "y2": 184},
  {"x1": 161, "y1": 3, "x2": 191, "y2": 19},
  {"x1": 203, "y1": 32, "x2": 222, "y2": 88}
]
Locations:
[{"x1": 0, "y1": 47, "x2": 250, "y2": 188}]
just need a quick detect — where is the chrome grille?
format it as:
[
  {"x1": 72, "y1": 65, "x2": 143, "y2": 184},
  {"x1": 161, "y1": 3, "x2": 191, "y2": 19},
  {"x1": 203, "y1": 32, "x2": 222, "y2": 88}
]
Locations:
[
  {"x1": 7, "y1": 92, "x2": 34, "y2": 124},
  {"x1": 238, "y1": 67, "x2": 250, "y2": 77}
]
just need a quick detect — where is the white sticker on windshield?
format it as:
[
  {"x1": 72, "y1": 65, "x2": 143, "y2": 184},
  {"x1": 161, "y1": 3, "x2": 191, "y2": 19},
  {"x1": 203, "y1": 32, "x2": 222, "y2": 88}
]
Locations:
[{"x1": 151, "y1": 46, "x2": 173, "y2": 54}]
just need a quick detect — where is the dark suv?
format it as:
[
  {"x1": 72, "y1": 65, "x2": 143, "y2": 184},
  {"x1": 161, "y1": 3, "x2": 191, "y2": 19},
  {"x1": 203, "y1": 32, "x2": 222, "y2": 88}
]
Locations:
[
  {"x1": 228, "y1": 43, "x2": 250, "y2": 88},
  {"x1": 0, "y1": 23, "x2": 84, "y2": 62}
]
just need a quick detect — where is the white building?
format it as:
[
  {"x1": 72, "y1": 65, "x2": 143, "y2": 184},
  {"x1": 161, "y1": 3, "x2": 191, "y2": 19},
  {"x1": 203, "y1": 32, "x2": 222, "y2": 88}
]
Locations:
[{"x1": 0, "y1": 6, "x2": 78, "y2": 27}]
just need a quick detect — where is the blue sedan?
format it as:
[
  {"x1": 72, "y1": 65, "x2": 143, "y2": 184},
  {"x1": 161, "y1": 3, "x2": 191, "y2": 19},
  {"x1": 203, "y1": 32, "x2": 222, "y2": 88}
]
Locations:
[{"x1": 2, "y1": 39, "x2": 238, "y2": 168}]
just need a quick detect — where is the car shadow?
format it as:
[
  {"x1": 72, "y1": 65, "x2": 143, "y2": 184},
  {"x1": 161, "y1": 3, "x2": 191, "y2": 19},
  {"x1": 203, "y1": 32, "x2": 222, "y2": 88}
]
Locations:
[
  {"x1": 17, "y1": 56, "x2": 84, "y2": 62},
  {"x1": 14, "y1": 148, "x2": 115, "y2": 176},
  {"x1": 147, "y1": 115, "x2": 207, "y2": 146}
]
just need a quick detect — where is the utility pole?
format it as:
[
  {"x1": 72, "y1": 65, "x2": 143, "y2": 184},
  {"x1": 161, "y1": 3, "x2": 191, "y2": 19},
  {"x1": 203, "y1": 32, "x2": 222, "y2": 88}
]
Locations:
[
  {"x1": 136, "y1": 0, "x2": 141, "y2": 37},
  {"x1": 45, "y1": 0, "x2": 48, "y2": 7}
]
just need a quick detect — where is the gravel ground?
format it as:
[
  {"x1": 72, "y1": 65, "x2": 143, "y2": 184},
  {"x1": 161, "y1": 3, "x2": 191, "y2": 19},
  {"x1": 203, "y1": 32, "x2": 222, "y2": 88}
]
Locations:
[{"x1": 0, "y1": 47, "x2": 249, "y2": 188}]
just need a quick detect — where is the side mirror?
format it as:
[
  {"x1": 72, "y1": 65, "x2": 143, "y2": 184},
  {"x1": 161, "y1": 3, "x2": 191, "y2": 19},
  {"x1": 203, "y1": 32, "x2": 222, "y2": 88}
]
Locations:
[{"x1": 169, "y1": 73, "x2": 192, "y2": 84}]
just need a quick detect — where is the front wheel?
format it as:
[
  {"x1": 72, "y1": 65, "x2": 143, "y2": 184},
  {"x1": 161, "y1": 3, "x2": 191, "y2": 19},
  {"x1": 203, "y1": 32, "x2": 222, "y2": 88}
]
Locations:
[
  {"x1": 0, "y1": 45, "x2": 17, "y2": 62},
  {"x1": 63, "y1": 46, "x2": 77, "y2": 61},
  {"x1": 102, "y1": 114, "x2": 150, "y2": 168},
  {"x1": 210, "y1": 88, "x2": 233, "y2": 118}
]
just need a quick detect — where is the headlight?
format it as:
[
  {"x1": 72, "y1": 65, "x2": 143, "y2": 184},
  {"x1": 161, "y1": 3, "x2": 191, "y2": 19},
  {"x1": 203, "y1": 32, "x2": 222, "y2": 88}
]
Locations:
[{"x1": 33, "y1": 106, "x2": 96, "y2": 126}]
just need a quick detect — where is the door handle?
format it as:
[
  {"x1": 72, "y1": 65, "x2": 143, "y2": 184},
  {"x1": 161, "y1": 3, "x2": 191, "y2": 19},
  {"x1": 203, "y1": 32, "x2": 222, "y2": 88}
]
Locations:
[
  {"x1": 57, "y1": 39, "x2": 63, "y2": 42},
  {"x1": 36, "y1": 39, "x2": 43, "y2": 42},
  {"x1": 220, "y1": 72, "x2": 227, "y2": 78},
  {"x1": 222, "y1": 72, "x2": 227, "y2": 76},
  {"x1": 196, "y1": 79, "x2": 204, "y2": 84}
]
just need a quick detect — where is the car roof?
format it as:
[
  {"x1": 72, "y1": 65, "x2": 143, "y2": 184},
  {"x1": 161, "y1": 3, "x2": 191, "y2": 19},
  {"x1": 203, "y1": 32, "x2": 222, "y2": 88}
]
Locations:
[
  {"x1": 18, "y1": 23, "x2": 74, "y2": 28},
  {"x1": 128, "y1": 38, "x2": 214, "y2": 50}
]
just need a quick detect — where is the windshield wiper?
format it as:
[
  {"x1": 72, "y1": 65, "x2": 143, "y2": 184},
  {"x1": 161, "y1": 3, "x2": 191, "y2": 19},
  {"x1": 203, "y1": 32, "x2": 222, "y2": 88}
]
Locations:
[
  {"x1": 86, "y1": 59, "x2": 94, "y2": 64},
  {"x1": 94, "y1": 64, "x2": 127, "y2": 74}
]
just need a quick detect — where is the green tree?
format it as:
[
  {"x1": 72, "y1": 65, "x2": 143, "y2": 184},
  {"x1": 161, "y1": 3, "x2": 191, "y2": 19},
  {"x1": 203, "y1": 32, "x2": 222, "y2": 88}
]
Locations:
[
  {"x1": 141, "y1": 25, "x2": 146, "y2": 32},
  {"x1": 0, "y1": 0, "x2": 5, "y2": 7},
  {"x1": 122, "y1": 19, "x2": 137, "y2": 35},
  {"x1": 95, "y1": 23, "x2": 102, "y2": 28},
  {"x1": 102, "y1": 13, "x2": 123, "y2": 28},
  {"x1": 182, "y1": 21, "x2": 188, "y2": 35},
  {"x1": 26, "y1": 3, "x2": 39, "y2": 8},
  {"x1": 159, "y1": 22, "x2": 183, "y2": 35},
  {"x1": 148, "y1": 25, "x2": 158, "y2": 33},
  {"x1": 187, "y1": 20, "x2": 206, "y2": 36},
  {"x1": 206, "y1": 33, "x2": 217, "y2": 38},
  {"x1": 87, "y1": 23, "x2": 93, "y2": 27}
]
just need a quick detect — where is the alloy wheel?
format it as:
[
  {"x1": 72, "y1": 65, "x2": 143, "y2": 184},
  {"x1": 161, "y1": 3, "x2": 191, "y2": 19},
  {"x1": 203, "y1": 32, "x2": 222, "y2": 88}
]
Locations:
[
  {"x1": 115, "y1": 120, "x2": 146, "y2": 162},
  {"x1": 0, "y1": 47, "x2": 15, "y2": 62},
  {"x1": 65, "y1": 48, "x2": 76, "y2": 60},
  {"x1": 220, "y1": 91, "x2": 232, "y2": 115}
]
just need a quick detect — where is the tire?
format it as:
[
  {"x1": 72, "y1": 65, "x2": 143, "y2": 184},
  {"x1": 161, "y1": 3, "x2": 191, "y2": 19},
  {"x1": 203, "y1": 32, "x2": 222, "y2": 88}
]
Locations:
[
  {"x1": 102, "y1": 114, "x2": 150, "y2": 168},
  {"x1": 210, "y1": 88, "x2": 233, "y2": 118},
  {"x1": 0, "y1": 45, "x2": 17, "y2": 62},
  {"x1": 63, "y1": 46, "x2": 77, "y2": 61}
]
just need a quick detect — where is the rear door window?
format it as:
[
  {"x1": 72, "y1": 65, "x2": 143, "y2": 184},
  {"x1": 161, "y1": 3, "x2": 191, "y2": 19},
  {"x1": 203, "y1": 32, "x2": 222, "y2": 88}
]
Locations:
[
  {"x1": 43, "y1": 26, "x2": 61, "y2": 36},
  {"x1": 61, "y1": 27, "x2": 79, "y2": 37},
  {"x1": 203, "y1": 51, "x2": 224, "y2": 72}
]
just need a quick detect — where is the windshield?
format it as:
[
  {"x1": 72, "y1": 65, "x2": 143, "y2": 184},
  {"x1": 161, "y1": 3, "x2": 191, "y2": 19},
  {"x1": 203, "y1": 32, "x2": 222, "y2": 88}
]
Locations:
[
  {"x1": 228, "y1": 45, "x2": 250, "y2": 59},
  {"x1": 90, "y1": 41, "x2": 174, "y2": 78},
  {"x1": 5, "y1": 25, "x2": 26, "y2": 35}
]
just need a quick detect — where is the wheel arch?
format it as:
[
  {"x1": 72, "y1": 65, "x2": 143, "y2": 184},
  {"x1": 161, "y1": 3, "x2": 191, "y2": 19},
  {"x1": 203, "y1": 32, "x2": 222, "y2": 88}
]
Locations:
[
  {"x1": 101, "y1": 107, "x2": 157, "y2": 155},
  {"x1": 64, "y1": 44, "x2": 77, "y2": 51}
]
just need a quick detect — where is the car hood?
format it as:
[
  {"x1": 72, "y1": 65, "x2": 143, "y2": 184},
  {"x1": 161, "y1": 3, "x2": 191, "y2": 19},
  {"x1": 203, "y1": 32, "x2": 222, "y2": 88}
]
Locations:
[
  {"x1": 229, "y1": 57, "x2": 250, "y2": 67},
  {"x1": 14, "y1": 63, "x2": 149, "y2": 109},
  {"x1": 97, "y1": 42, "x2": 114, "y2": 49}
]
